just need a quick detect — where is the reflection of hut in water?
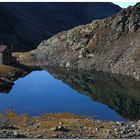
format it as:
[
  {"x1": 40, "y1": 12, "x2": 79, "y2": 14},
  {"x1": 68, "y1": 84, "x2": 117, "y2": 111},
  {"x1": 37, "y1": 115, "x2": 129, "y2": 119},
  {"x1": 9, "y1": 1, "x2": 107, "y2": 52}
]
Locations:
[{"x1": 0, "y1": 45, "x2": 12, "y2": 65}]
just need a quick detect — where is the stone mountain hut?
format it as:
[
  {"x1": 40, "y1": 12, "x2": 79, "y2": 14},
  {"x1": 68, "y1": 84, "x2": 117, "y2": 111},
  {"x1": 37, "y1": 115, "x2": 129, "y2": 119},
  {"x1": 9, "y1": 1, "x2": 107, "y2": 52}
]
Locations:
[{"x1": 0, "y1": 45, "x2": 12, "y2": 65}]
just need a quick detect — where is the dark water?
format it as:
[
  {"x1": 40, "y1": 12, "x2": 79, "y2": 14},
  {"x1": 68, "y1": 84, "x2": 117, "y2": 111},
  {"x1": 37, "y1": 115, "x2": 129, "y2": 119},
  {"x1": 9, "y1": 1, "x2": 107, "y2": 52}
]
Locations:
[{"x1": 0, "y1": 68, "x2": 140, "y2": 121}]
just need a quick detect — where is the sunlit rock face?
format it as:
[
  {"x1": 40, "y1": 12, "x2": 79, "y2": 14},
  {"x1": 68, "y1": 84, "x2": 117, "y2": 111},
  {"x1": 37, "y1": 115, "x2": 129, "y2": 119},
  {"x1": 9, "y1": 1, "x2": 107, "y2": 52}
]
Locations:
[
  {"x1": 31, "y1": 3, "x2": 140, "y2": 80},
  {"x1": 0, "y1": 2, "x2": 121, "y2": 51}
]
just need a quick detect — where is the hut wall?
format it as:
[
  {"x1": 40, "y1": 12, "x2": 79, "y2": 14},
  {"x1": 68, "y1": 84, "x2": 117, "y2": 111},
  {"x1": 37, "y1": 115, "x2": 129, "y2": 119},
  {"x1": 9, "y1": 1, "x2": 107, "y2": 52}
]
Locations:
[
  {"x1": 0, "y1": 53, "x2": 3, "y2": 64},
  {"x1": 3, "y1": 48, "x2": 12, "y2": 64}
]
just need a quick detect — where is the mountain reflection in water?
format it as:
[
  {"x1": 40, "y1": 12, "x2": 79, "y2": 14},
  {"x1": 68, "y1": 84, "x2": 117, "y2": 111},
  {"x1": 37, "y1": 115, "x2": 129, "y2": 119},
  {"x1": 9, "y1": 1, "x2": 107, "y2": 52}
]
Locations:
[
  {"x1": 45, "y1": 67, "x2": 140, "y2": 121},
  {"x1": 0, "y1": 67, "x2": 140, "y2": 121}
]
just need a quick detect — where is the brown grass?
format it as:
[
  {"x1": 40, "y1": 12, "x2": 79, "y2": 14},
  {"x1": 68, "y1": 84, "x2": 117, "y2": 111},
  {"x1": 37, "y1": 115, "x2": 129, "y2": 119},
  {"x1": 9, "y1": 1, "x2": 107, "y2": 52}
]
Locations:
[
  {"x1": 2, "y1": 111, "x2": 118, "y2": 138},
  {"x1": 0, "y1": 65, "x2": 22, "y2": 75}
]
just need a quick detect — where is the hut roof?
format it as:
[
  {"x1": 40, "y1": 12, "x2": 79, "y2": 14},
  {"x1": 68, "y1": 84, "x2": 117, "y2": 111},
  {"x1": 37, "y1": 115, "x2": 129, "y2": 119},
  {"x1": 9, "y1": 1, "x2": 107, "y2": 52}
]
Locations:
[{"x1": 0, "y1": 45, "x2": 8, "y2": 53}]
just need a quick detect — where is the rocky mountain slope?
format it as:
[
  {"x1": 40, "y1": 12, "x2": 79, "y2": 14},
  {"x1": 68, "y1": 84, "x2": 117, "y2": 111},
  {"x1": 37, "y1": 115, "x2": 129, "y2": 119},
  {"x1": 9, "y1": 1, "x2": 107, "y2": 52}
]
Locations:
[
  {"x1": 0, "y1": 2, "x2": 121, "y2": 52},
  {"x1": 29, "y1": 3, "x2": 140, "y2": 80}
]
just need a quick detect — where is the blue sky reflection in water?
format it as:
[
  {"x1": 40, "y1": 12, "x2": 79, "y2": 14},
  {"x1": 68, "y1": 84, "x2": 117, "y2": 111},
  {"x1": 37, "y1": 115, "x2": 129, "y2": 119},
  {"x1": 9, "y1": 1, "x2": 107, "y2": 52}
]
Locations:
[{"x1": 0, "y1": 70, "x2": 126, "y2": 121}]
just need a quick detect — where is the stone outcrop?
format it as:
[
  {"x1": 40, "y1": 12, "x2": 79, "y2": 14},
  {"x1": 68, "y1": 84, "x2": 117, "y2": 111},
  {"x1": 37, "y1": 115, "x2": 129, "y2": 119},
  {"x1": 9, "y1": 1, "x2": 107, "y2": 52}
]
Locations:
[{"x1": 28, "y1": 3, "x2": 140, "y2": 80}]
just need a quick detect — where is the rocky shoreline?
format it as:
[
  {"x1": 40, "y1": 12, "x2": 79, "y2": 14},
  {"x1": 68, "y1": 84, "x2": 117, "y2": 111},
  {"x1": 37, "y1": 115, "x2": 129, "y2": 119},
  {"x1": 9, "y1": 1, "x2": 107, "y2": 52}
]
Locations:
[
  {"x1": 0, "y1": 64, "x2": 39, "y2": 93},
  {"x1": 0, "y1": 65, "x2": 23, "y2": 93},
  {"x1": 0, "y1": 111, "x2": 139, "y2": 138}
]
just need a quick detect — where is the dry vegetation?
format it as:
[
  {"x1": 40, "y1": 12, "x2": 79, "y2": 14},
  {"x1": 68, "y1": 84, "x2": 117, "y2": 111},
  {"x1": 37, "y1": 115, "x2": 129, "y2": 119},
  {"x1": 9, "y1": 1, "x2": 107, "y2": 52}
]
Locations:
[
  {"x1": 2, "y1": 111, "x2": 119, "y2": 139},
  {"x1": 0, "y1": 65, "x2": 22, "y2": 76}
]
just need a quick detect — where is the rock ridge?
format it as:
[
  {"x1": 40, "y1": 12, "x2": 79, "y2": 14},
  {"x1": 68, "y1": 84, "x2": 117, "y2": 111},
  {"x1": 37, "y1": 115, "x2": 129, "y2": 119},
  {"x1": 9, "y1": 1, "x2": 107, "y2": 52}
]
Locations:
[{"x1": 27, "y1": 3, "x2": 140, "y2": 80}]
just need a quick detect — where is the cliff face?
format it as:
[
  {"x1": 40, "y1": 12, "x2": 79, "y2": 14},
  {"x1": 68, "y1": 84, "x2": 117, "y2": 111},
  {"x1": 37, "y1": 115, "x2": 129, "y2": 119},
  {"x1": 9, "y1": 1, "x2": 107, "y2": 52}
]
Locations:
[
  {"x1": 31, "y1": 3, "x2": 140, "y2": 80},
  {"x1": 0, "y1": 2, "x2": 121, "y2": 51}
]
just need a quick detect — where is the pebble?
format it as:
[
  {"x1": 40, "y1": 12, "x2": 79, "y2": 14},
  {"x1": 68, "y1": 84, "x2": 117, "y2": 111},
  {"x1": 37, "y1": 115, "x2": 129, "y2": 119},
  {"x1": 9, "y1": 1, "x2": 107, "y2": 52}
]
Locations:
[
  {"x1": 66, "y1": 62, "x2": 70, "y2": 68},
  {"x1": 35, "y1": 135, "x2": 43, "y2": 138},
  {"x1": 58, "y1": 125, "x2": 67, "y2": 131},
  {"x1": 13, "y1": 131, "x2": 18, "y2": 136},
  {"x1": 84, "y1": 127, "x2": 87, "y2": 129},
  {"x1": 95, "y1": 128, "x2": 99, "y2": 131},
  {"x1": 50, "y1": 125, "x2": 68, "y2": 132},
  {"x1": 50, "y1": 127, "x2": 57, "y2": 131},
  {"x1": 27, "y1": 129, "x2": 31, "y2": 132},
  {"x1": 51, "y1": 134, "x2": 58, "y2": 138},
  {"x1": 59, "y1": 122, "x2": 63, "y2": 125}
]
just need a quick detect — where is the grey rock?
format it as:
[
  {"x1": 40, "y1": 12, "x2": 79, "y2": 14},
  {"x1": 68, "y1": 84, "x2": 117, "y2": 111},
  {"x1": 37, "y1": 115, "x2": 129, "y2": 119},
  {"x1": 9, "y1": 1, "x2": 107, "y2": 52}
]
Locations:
[
  {"x1": 50, "y1": 127, "x2": 57, "y2": 131},
  {"x1": 34, "y1": 135, "x2": 43, "y2": 138},
  {"x1": 51, "y1": 125, "x2": 68, "y2": 132},
  {"x1": 66, "y1": 62, "x2": 70, "y2": 68},
  {"x1": 57, "y1": 125, "x2": 68, "y2": 132}
]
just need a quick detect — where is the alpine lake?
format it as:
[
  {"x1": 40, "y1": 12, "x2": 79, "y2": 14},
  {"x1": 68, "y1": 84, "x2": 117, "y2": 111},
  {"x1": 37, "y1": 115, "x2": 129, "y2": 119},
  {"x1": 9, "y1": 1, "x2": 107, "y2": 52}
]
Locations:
[{"x1": 0, "y1": 67, "x2": 140, "y2": 122}]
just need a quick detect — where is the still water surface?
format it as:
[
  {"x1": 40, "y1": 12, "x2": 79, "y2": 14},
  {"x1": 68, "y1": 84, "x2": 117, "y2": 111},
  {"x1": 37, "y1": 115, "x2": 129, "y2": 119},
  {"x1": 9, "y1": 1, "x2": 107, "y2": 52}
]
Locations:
[{"x1": 0, "y1": 68, "x2": 140, "y2": 121}]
